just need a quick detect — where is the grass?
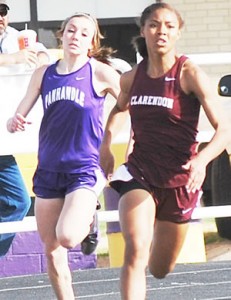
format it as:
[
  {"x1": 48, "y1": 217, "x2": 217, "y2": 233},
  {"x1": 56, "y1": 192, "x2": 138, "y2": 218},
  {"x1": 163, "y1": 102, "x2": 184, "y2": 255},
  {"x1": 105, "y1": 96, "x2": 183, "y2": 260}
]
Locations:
[
  {"x1": 204, "y1": 231, "x2": 224, "y2": 244},
  {"x1": 202, "y1": 218, "x2": 226, "y2": 245}
]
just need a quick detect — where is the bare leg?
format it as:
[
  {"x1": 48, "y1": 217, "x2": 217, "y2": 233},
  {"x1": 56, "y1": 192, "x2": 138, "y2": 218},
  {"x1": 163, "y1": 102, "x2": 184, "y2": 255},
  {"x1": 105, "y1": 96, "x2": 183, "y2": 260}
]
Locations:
[
  {"x1": 148, "y1": 220, "x2": 189, "y2": 278},
  {"x1": 35, "y1": 189, "x2": 97, "y2": 299},
  {"x1": 35, "y1": 196, "x2": 75, "y2": 300},
  {"x1": 119, "y1": 189, "x2": 155, "y2": 300},
  {"x1": 46, "y1": 245, "x2": 74, "y2": 300},
  {"x1": 56, "y1": 189, "x2": 97, "y2": 249}
]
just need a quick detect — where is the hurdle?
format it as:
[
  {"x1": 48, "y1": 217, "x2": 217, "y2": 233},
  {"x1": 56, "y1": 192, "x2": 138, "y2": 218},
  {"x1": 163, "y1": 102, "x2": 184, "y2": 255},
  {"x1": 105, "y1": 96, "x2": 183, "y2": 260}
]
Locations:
[{"x1": 0, "y1": 205, "x2": 231, "y2": 234}]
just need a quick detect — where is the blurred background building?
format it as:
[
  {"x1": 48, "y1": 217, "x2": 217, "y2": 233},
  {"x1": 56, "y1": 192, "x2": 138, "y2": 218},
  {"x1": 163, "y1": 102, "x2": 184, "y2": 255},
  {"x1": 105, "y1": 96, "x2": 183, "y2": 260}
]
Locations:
[{"x1": 6, "y1": 0, "x2": 231, "y2": 70}]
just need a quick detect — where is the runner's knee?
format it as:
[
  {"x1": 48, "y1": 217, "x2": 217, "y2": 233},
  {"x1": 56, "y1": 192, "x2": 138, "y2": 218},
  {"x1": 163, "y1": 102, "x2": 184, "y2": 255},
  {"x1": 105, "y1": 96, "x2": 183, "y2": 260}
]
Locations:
[
  {"x1": 124, "y1": 237, "x2": 149, "y2": 266},
  {"x1": 148, "y1": 261, "x2": 175, "y2": 279}
]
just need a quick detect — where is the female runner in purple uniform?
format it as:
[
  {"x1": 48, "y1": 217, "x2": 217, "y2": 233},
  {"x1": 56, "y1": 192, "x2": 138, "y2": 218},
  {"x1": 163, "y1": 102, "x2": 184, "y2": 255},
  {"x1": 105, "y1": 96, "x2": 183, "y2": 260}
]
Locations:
[
  {"x1": 7, "y1": 12, "x2": 123, "y2": 299},
  {"x1": 100, "y1": 3, "x2": 231, "y2": 300}
]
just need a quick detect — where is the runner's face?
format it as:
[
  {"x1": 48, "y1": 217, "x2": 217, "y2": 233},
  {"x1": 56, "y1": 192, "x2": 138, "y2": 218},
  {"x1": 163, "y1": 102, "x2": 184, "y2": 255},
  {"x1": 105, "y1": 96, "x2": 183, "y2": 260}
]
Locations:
[
  {"x1": 62, "y1": 16, "x2": 95, "y2": 56},
  {"x1": 141, "y1": 8, "x2": 181, "y2": 55}
]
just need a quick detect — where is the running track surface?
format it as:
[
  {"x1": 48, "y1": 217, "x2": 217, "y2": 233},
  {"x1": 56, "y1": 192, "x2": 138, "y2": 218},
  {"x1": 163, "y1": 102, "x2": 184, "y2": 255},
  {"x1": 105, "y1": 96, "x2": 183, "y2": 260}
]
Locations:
[{"x1": 0, "y1": 261, "x2": 231, "y2": 299}]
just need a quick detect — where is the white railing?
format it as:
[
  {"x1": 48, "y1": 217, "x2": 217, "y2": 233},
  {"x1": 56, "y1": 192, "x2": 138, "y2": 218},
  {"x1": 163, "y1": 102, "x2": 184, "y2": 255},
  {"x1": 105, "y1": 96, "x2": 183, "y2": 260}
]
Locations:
[
  {"x1": 137, "y1": 51, "x2": 231, "y2": 65},
  {"x1": 1, "y1": 205, "x2": 231, "y2": 234}
]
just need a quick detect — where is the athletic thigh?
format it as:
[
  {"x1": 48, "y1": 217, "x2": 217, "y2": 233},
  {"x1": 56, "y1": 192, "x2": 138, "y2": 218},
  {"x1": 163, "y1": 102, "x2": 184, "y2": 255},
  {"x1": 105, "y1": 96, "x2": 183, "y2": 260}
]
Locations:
[
  {"x1": 56, "y1": 188, "x2": 98, "y2": 246},
  {"x1": 119, "y1": 189, "x2": 155, "y2": 252},
  {"x1": 35, "y1": 196, "x2": 64, "y2": 251},
  {"x1": 149, "y1": 219, "x2": 189, "y2": 278}
]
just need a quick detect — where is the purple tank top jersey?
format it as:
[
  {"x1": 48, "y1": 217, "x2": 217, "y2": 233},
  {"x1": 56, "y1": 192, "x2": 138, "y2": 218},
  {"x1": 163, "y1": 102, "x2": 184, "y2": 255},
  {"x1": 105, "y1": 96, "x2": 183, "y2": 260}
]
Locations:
[
  {"x1": 38, "y1": 58, "x2": 105, "y2": 173},
  {"x1": 127, "y1": 56, "x2": 201, "y2": 188}
]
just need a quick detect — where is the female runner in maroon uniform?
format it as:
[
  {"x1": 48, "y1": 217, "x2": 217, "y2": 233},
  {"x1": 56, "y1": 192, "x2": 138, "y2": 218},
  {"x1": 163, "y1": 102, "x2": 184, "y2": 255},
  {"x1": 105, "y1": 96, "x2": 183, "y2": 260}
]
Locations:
[{"x1": 100, "y1": 3, "x2": 231, "y2": 300}]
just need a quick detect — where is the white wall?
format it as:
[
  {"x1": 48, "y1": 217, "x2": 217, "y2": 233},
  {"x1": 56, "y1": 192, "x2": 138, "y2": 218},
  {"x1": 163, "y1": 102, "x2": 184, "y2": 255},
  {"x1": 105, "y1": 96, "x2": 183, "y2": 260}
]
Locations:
[
  {"x1": 7, "y1": 0, "x2": 30, "y2": 23},
  {"x1": 37, "y1": 0, "x2": 152, "y2": 20},
  {"x1": 0, "y1": 66, "x2": 42, "y2": 155},
  {"x1": 7, "y1": 0, "x2": 153, "y2": 22},
  {"x1": 37, "y1": 0, "x2": 96, "y2": 21},
  {"x1": 92, "y1": 0, "x2": 152, "y2": 19}
]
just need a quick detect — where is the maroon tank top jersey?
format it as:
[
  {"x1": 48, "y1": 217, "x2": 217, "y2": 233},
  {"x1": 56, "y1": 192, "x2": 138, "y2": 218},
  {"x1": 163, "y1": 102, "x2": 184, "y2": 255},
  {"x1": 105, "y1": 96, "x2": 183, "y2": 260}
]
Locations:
[{"x1": 127, "y1": 56, "x2": 201, "y2": 188}]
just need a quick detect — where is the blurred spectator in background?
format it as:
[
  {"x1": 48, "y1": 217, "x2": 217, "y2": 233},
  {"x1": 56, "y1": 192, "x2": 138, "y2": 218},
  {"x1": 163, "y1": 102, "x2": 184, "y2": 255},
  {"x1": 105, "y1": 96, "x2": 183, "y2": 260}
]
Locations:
[{"x1": 0, "y1": 0, "x2": 49, "y2": 256}]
